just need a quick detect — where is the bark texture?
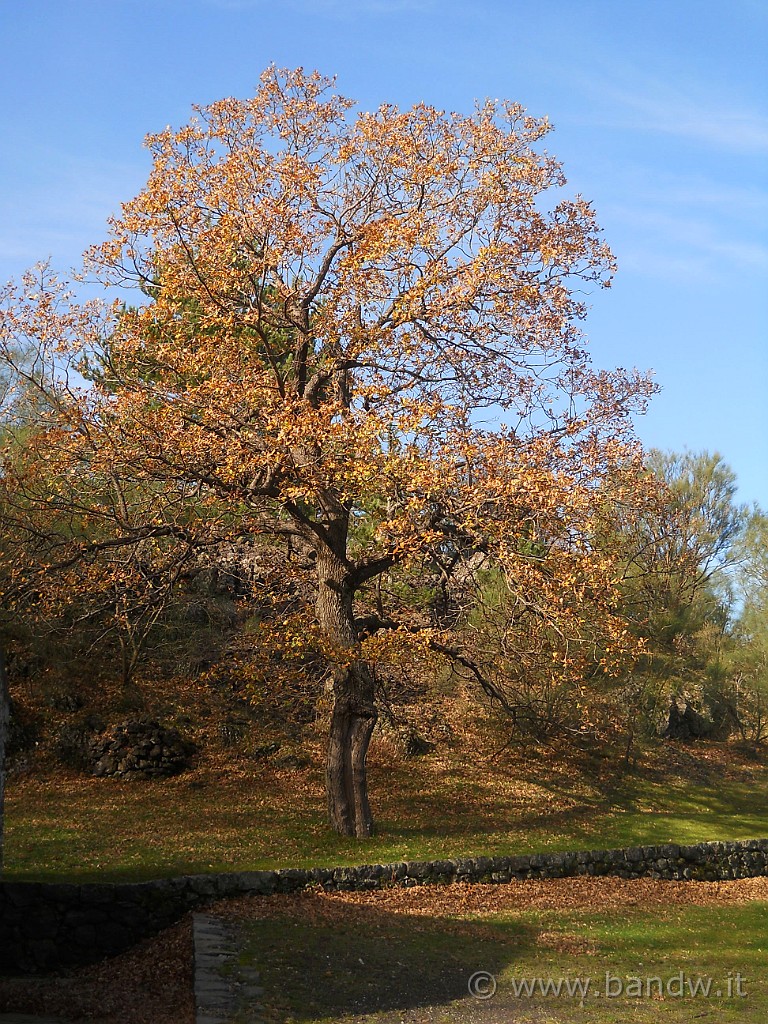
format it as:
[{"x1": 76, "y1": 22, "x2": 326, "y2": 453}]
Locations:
[{"x1": 315, "y1": 552, "x2": 377, "y2": 837}]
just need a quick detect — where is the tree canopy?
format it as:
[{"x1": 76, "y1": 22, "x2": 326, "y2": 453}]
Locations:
[{"x1": 0, "y1": 67, "x2": 659, "y2": 836}]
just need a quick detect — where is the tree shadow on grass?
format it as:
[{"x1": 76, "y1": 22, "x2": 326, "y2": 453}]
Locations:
[
  {"x1": 233, "y1": 893, "x2": 536, "y2": 1021},
  {"x1": 369, "y1": 787, "x2": 618, "y2": 852}
]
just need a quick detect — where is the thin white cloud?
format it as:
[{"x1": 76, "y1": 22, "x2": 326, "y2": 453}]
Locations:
[
  {"x1": 604, "y1": 88, "x2": 768, "y2": 153},
  {"x1": 629, "y1": 180, "x2": 768, "y2": 220},
  {"x1": 573, "y1": 60, "x2": 768, "y2": 154},
  {"x1": 593, "y1": 165, "x2": 768, "y2": 226},
  {"x1": 604, "y1": 202, "x2": 768, "y2": 283}
]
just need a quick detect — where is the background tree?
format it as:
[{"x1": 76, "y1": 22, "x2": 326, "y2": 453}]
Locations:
[
  {"x1": 610, "y1": 450, "x2": 750, "y2": 740},
  {"x1": 0, "y1": 67, "x2": 657, "y2": 837},
  {"x1": 726, "y1": 510, "x2": 768, "y2": 741},
  {"x1": 0, "y1": 297, "x2": 51, "y2": 874}
]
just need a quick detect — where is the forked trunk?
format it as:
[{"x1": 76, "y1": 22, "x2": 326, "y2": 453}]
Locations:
[
  {"x1": 326, "y1": 662, "x2": 377, "y2": 836},
  {"x1": 315, "y1": 553, "x2": 377, "y2": 837}
]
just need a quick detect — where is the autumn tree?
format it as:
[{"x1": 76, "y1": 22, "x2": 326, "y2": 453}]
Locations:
[{"x1": 0, "y1": 68, "x2": 657, "y2": 837}]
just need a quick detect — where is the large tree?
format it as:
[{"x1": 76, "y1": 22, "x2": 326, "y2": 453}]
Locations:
[{"x1": 0, "y1": 68, "x2": 656, "y2": 836}]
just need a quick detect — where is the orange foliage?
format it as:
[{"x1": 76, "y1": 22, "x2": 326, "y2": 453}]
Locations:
[{"x1": 0, "y1": 68, "x2": 661, "y2": 827}]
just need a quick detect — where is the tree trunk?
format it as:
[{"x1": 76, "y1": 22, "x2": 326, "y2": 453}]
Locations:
[
  {"x1": 315, "y1": 553, "x2": 377, "y2": 837},
  {"x1": 326, "y1": 662, "x2": 377, "y2": 836},
  {"x1": 0, "y1": 644, "x2": 8, "y2": 875}
]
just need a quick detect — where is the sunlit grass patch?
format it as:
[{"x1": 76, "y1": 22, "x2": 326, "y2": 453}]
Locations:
[{"x1": 5, "y1": 739, "x2": 768, "y2": 882}]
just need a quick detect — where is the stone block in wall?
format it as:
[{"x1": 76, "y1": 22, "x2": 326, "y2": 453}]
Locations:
[
  {"x1": 309, "y1": 866, "x2": 334, "y2": 886},
  {"x1": 430, "y1": 860, "x2": 457, "y2": 881},
  {"x1": 453, "y1": 858, "x2": 474, "y2": 878},
  {"x1": 328, "y1": 866, "x2": 355, "y2": 890},
  {"x1": 184, "y1": 874, "x2": 222, "y2": 898},
  {"x1": 507, "y1": 855, "x2": 531, "y2": 874},
  {"x1": 405, "y1": 860, "x2": 431, "y2": 880},
  {"x1": 276, "y1": 868, "x2": 310, "y2": 892},
  {"x1": 679, "y1": 844, "x2": 705, "y2": 863},
  {"x1": 472, "y1": 856, "x2": 493, "y2": 879},
  {"x1": 372, "y1": 864, "x2": 394, "y2": 883},
  {"x1": 658, "y1": 843, "x2": 680, "y2": 859}
]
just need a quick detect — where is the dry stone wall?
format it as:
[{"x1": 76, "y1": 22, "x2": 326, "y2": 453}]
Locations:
[{"x1": 2, "y1": 837, "x2": 767, "y2": 973}]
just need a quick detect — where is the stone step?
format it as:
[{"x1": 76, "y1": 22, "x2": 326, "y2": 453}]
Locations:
[{"x1": 193, "y1": 913, "x2": 265, "y2": 1024}]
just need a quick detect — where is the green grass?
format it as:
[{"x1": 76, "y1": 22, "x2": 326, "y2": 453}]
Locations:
[
  {"x1": 4, "y1": 739, "x2": 768, "y2": 882},
  {"x1": 234, "y1": 898, "x2": 768, "y2": 1022},
  {"x1": 504, "y1": 902, "x2": 765, "y2": 1023},
  {"x1": 5, "y1": 737, "x2": 768, "y2": 1023}
]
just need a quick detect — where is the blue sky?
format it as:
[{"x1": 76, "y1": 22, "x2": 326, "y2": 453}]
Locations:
[{"x1": 1, "y1": 0, "x2": 766, "y2": 508}]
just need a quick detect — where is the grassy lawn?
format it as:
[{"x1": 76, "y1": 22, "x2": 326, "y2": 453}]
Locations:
[
  {"x1": 4, "y1": 735, "x2": 767, "y2": 1024},
  {"x1": 4, "y1": 738, "x2": 768, "y2": 882},
  {"x1": 227, "y1": 885, "x2": 768, "y2": 1023}
]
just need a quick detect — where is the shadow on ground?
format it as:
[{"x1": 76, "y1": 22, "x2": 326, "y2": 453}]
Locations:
[{"x1": 231, "y1": 893, "x2": 534, "y2": 1021}]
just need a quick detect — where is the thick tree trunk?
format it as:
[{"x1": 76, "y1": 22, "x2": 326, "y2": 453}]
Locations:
[
  {"x1": 315, "y1": 552, "x2": 377, "y2": 837},
  {"x1": 0, "y1": 644, "x2": 8, "y2": 876},
  {"x1": 326, "y1": 663, "x2": 377, "y2": 836}
]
